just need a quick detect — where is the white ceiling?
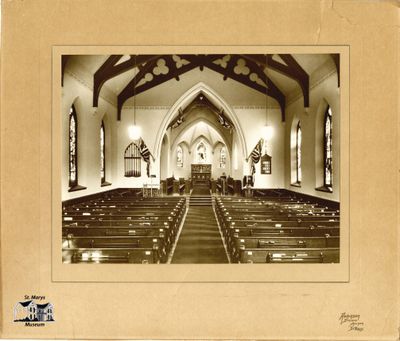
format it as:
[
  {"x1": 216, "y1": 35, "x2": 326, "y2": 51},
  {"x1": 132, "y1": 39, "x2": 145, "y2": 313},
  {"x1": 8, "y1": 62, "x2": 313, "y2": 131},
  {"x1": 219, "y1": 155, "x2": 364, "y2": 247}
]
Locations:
[{"x1": 176, "y1": 121, "x2": 225, "y2": 149}]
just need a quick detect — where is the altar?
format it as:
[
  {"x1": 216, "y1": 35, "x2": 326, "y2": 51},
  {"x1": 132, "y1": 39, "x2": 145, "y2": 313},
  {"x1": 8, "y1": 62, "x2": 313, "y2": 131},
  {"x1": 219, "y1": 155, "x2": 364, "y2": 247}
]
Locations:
[{"x1": 191, "y1": 164, "x2": 211, "y2": 180}]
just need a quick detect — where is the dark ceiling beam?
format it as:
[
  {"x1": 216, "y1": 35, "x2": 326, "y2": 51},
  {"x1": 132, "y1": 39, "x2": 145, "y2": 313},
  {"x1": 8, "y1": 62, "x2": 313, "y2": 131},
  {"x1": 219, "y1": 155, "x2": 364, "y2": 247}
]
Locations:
[
  {"x1": 278, "y1": 54, "x2": 309, "y2": 108},
  {"x1": 93, "y1": 55, "x2": 123, "y2": 107},
  {"x1": 178, "y1": 54, "x2": 225, "y2": 71},
  {"x1": 61, "y1": 55, "x2": 70, "y2": 86},
  {"x1": 223, "y1": 55, "x2": 239, "y2": 80},
  {"x1": 242, "y1": 57, "x2": 286, "y2": 121},
  {"x1": 164, "y1": 55, "x2": 180, "y2": 81},
  {"x1": 117, "y1": 55, "x2": 224, "y2": 120},
  {"x1": 331, "y1": 54, "x2": 340, "y2": 87},
  {"x1": 117, "y1": 59, "x2": 159, "y2": 120},
  {"x1": 93, "y1": 54, "x2": 159, "y2": 107},
  {"x1": 241, "y1": 54, "x2": 309, "y2": 108},
  {"x1": 192, "y1": 55, "x2": 286, "y2": 121}
]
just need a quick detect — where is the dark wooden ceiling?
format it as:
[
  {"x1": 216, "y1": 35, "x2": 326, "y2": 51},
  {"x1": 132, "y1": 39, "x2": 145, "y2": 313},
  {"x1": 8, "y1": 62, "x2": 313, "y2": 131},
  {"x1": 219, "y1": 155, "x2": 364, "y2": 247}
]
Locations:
[{"x1": 62, "y1": 54, "x2": 340, "y2": 122}]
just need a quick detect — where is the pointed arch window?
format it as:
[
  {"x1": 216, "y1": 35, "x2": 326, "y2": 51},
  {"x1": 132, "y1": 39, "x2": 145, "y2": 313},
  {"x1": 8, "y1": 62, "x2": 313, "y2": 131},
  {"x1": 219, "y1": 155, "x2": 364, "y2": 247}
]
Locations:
[
  {"x1": 324, "y1": 106, "x2": 333, "y2": 188},
  {"x1": 219, "y1": 146, "x2": 226, "y2": 168},
  {"x1": 100, "y1": 121, "x2": 106, "y2": 184},
  {"x1": 196, "y1": 141, "x2": 207, "y2": 163},
  {"x1": 176, "y1": 145, "x2": 183, "y2": 167},
  {"x1": 69, "y1": 105, "x2": 78, "y2": 188},
  {"x1": 68, "y1": 105, "x2": 86, "y2": 192},
  {"x1": 124, "y1": 142, "x2": 141, "y2": 177},
  {"x1": 296, "y1": 121, "x2": 302, "y2": 183}
]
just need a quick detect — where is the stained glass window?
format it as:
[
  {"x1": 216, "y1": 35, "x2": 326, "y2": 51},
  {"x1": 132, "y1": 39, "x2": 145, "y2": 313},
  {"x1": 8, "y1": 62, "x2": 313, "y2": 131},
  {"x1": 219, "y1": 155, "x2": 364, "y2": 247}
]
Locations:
[
  {"x1": 177, "y1": 146, "x2": 183, "y2": 167},
  {"x1": 196, "y1": 141, "x2": 207, "y2": 163},
  {"x1": 69, "y1": 105, "x2": 78, "y2": 188},
  {"x1": 100, "y1": 121, "x2": 105, "y2": 183},
  {"x1": 124, "y1": 142, "x2": 141, "y2": 177},
  {"x1": 324, "y1": 107, "x2": 333, "y2": 188},
  {"x1": 220, "y1": 147, "x2": 226, "y2": 168},
  {"x1": 296, "y1": 121, "x2": 302, "y2": 183}
]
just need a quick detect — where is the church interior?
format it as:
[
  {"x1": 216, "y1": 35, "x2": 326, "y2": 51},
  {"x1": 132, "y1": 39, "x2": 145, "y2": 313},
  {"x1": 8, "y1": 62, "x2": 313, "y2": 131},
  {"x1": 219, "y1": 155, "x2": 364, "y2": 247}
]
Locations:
[{"x1": 61, "y1": 53, "x2": 340, "y2": 264}]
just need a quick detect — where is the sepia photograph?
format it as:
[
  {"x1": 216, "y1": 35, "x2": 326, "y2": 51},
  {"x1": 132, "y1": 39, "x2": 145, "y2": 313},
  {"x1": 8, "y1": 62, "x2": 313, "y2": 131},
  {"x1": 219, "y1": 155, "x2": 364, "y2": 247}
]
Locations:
[
  {"x1": 60, "y1": 53, "x2": 341, "y2": 265},
  {"x1": 2, "y1": 1, "x2": 398, "y2": 340}
]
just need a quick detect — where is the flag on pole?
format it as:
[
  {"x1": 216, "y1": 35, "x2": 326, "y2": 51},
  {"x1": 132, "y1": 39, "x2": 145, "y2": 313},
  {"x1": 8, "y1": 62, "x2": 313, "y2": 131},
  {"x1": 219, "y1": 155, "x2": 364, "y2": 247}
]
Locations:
[
  {"x1": 138, "y1": 138, "x2": 151, "y2": 177},
  {"x1": 249, "y1": 139, "x2": 264, "y2": 175}
]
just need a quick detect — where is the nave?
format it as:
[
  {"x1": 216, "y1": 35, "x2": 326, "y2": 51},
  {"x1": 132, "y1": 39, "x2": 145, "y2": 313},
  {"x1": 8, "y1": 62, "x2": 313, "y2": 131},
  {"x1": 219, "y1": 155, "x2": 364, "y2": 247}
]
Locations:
[{"x1": 62, "y1": 181, "x2": 340, "y2": 264}]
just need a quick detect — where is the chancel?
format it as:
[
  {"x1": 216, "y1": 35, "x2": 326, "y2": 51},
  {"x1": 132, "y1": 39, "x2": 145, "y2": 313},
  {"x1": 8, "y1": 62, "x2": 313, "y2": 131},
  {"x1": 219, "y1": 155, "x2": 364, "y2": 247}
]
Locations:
[{"x1": 61, "y1": 53, "x2": 340, "y2": 264}]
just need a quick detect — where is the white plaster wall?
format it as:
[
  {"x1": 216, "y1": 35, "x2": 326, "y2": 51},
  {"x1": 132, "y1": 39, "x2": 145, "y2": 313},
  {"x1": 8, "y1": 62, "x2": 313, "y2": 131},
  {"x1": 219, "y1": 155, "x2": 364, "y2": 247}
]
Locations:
[
  {"x1": 230, "y1": 130, "x2": 243, "y2": 180},
  {"x1": 61, "y1": 68, "x2": 337, "y2": 201},
  {"x1": 284, "y1": 72, "x2": 340, "y2": 202},
  {"x1": 171, "y1": 142, "x2": 190, "y2": 179},
  {"x1": 117, "y1": 107, "x2": 169, "y2": 188},
  {"x1": 211, "y1": 143, "x2": 231, "y2": 179},
  {"x1": 233, "y1": 107, "x2": 285, "y2": 188},
  {"x1": 61, "y1": 73, "x2": 118, "y2": 201},
  {"x1": 160, "y1": 134, "x2": 170, "y2": 179}
]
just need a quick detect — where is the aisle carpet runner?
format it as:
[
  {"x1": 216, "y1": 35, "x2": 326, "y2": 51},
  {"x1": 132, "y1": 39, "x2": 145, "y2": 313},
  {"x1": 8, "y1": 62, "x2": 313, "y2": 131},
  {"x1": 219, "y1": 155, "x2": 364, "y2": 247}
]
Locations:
[{"x1": 171, "y1": 184, "x2": 228, "y2": 263}]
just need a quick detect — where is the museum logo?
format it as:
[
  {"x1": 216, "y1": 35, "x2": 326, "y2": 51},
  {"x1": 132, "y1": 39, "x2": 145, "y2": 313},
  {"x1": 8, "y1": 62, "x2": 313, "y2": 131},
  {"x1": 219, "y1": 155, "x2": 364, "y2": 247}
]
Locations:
[{"x1": 14, "y1": 295, "x2": 54, "y2": 327}]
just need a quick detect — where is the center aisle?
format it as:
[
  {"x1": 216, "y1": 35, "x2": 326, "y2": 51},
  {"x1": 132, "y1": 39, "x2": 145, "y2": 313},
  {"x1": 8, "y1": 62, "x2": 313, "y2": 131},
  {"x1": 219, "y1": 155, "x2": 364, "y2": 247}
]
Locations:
[{"x1": 171, "y1": 183, "x2": 228, "y2": 263}]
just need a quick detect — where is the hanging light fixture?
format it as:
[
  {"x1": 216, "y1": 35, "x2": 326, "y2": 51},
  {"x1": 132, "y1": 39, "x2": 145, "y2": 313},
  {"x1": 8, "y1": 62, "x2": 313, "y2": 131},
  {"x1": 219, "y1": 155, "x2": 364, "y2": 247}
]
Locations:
[
  {"x1": 128, "y1": 55, "x2": 142, "y2": 140},
  {"x1": 261, "y1": 54, "x2": 274, "y2": 142},
  {"x1": 128, "y1": 125, "x2": 141, "y2": 141}
]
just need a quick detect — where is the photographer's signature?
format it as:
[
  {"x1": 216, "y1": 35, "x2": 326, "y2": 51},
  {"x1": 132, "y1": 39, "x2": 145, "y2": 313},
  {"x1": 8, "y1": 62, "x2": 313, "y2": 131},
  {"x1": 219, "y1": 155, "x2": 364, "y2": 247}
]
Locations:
[{"x1": 339, "y1": 313, "x2": 364, "y2": 332}]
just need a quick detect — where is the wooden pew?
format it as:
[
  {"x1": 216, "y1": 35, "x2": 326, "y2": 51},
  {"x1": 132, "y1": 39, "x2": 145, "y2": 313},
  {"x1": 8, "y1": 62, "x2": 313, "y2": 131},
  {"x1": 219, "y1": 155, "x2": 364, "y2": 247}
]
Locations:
[
  {"x1": 225, "y1": 226, "x2": 339, "y2": 257},
  {"x1": 238, "y1": 247, "x2": 340, "y2": 263},
  {"x1": 62, "y1": 194, "x2": 187, "y2": 264},
  {"x1": 64, "y1": 247, "x2": 160, "y2": 264},
  {"x1": 178, "y1": 178, "x2": 185, "y2": 195},
  {"x1": 227, "y1": 177, "x2": 234, "y2": 195},
  {"x1": 230, "y1": 235, "x2": 339, "y2": 262},
  {"x1": 165, "y1": 177, "x2": 174, "y2": 195},
  {"x1": 63, "y1": 214, "x2": 183, "y2": 251},
  {"x1": 214, "y1": 194, "x2": 340, "y2": 264},
  {"x1": 63, "y1": 235, "x2": 169, "y2": 262}
]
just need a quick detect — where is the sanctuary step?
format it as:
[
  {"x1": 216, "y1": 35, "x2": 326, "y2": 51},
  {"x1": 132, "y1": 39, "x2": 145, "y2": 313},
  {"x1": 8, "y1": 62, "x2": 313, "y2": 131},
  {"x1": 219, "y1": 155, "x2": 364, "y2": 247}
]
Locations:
[
  {"x1": 190, "y1": 196, "x2": 212, "y2": 206},
  {"x1": 190, "y1": 181, "x2": 212, "y2": 206}
]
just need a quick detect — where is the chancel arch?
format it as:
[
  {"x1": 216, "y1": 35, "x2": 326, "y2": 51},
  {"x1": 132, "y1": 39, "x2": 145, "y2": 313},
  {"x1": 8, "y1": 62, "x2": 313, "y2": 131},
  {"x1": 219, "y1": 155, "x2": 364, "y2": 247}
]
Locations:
[
  {"x1": 169, "y1": 119, "x2": 232, "y2": 178},
  {"x1": 154, "y1": 82, "x2": 247, "y2": 160},
  {"x1": 170, "y1": 117, "x2": 232, "y2": 156}
]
